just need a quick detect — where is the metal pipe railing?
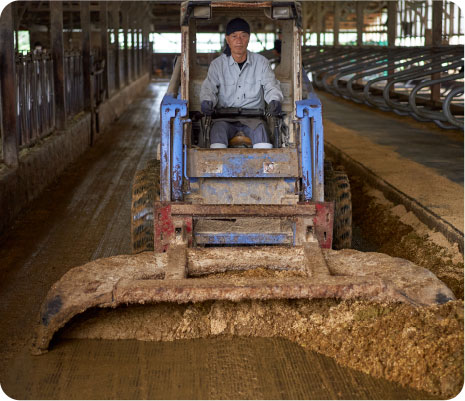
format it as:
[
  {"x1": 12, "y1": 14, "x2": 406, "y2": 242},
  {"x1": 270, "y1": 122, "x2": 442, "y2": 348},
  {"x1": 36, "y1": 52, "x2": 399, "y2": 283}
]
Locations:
[
  {"x1": 302, "y1": 45, "x2": 464, "y2": 130},
  {"x1": 409, "y1": 72, "x2": 464, "y2": 128},
  {"x1": 443, "y1": 86, "x2": 464, "y2": 129},
  {"x1": 16, "y1": 52, "x2": 55, "y2": 148},
  {"x1": 64, "y1": 50, "x2": 84, "y2": 118}
]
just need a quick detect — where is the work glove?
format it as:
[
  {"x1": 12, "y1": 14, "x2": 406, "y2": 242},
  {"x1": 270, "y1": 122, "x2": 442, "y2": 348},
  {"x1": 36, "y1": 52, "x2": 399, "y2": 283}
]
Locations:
[
  {"x1": 201, "y1": 100, "x2": 214, "y2": 116},
  {"x1": 268, "y1": 100, "x2": 282, "y2": 116}
]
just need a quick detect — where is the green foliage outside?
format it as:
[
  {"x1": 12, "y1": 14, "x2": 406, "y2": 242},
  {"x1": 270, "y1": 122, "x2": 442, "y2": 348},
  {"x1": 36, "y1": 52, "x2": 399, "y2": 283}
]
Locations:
[{"x1": 17, "y1": 30, "x2": 30, "y2": 53}]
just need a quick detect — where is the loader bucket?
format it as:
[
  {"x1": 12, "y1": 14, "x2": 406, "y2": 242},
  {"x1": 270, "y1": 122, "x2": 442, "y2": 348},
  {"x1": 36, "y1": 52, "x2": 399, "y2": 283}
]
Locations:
[{"x1": 31, "y1": 243, "x2": 455, "y2": 355}]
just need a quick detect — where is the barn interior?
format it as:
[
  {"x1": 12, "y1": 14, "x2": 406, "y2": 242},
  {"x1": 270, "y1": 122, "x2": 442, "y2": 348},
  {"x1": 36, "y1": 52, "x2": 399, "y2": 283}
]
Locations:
[{"x1": 0, "y1": 1, "x2": 463, "y2": 399}]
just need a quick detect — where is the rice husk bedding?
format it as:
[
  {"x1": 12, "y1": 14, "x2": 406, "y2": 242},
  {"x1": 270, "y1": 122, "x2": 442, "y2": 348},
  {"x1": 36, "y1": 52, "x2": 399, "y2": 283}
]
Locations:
[
  {"x1": 62, "y1": 296, "x2": 463, "y2": 399},
  {"x1": 60, "y1": 165, "x2": 463, "y2": 399},
  {"x1": 349, "y1": 173, "x2": 464, "y2": 299}
]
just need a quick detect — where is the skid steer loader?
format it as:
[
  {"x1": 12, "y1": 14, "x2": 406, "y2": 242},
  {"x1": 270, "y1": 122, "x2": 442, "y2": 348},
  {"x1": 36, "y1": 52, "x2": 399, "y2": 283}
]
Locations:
[
  {"x1": 31, "y1": 1, "x2": 455, "y2": 355},
  {"x1": 132, "y1": 0, "x2": 351, "y2": 255}
]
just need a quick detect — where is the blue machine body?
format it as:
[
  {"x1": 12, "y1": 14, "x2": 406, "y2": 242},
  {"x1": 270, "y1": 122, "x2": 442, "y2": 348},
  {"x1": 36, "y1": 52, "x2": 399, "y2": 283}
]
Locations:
[{"x1": 159, "y1": 87, "x2": 326, "y2": 247}]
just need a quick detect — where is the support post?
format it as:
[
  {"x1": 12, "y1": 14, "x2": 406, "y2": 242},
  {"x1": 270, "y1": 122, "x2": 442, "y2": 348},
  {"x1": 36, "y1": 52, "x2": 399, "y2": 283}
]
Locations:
[
  {"x1": 100, "y1": 1, "x2": 109, "y2": 99},
  {"x1": 122, "y1": 8, "x2": 129, "y2": 86},
  {"x1": 316, "y1": 2, "x2": 321, "y2": 47},
  {"x1": 132, "y1": 13, "x2": 137, "y2": 80},
  {"x1": 334, "y1": 2, "x2": 340, "y2": 46},
  {"x1": 0, "y1": 4, "x2": 18, "y2": 167},
  {"x1": 136, "y1": 26, "x2": 140, "y2": 77},
  {"x1": 142, "y1": 15, "x2": 150, "y2": 75},
  {"x1": 387, "y1": 1, "x2": 397, "y2": 47},
  {"x1": 301, "y1": 1, "x2": 308, "y2": 46},
  {"x1": 387, "y1": 1, "x2": 397, "y2": 95},
  {"x1": 431, "y1": 0, "x2": 442, "y2": 103},
  {"x1": 81, "y1": 1, "x2": 91, "y2": 111},
  {"x1": 112, "y1": 4, "x2": 120, "y2": 91},
  {"x1": 356, "y1": 1, "x2": 364, "y2": 46},
  {"x1": 432, "y1": 0, "x2": 443, "y2": 46},
  {"x1": 50, "y1": 1, "x2": 67, "y2": 130}
]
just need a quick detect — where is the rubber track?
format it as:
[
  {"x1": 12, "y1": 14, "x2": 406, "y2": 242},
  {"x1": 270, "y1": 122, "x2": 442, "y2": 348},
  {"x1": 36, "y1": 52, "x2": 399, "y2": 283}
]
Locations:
[{"x1": 131, "y1": 159, "x2": 160, "y2": 253}]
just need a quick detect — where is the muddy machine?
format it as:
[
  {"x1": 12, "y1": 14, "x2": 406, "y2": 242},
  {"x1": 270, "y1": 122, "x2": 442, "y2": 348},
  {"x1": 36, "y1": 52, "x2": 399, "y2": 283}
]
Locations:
[
  {"x1": 34, "y1": 1, "x2": 399, "y2": 355},
  {"x1": 31, "y1": 1, "x2": 457, "y2": 355},
  {"x1": 133, "y1": 1, "x2": 351, "y2": 255}
]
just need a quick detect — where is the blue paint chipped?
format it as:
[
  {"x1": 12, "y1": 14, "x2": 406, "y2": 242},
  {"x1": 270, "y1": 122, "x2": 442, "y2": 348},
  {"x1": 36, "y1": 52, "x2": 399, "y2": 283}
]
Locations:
[
  {"x1": 435, "y1": 292, "x2": 453, "y2": 304},
  {"x1": 160, "y1": 95, "x2": 187, "y2": 201},
  {"x1": 190, "y1": 149, "x2": 299, "y2": 178},
  {"x1": 41, "y1": 295, "x2": 62, "y2": 326},
  {"x1": 195, "y1": 232, "x2": 292, "y2": 245},
  {"x1": 296, "y1": 98, "x2": 324, "y2": 201},
  {"x1": 172, "y1": 110, "x2": 184, "y2": 201}
]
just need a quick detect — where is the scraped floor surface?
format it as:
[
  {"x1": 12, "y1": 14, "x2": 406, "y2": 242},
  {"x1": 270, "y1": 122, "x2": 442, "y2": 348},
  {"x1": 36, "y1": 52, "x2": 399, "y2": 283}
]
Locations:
[
  {"x1": 0, "y1": 81, "x2": 445, "y2": 399},
  {"x1": 4, "y1": 337, "x2": 432, "y2": 399}
]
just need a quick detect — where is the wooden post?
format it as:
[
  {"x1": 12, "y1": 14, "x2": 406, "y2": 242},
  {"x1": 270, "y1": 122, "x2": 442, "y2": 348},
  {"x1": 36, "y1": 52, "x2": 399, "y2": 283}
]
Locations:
[
  {"x1": 432, "y1": 0, "x2": 443, "y2": 46},
  {"x1": 136, "y1": 25, "x2": 140, "y2": 77},
  {"x1": 140, "y1": 8, "x2": 146, "y2": 76},
  {"x1": 81, "y1": 1, "x2": 91, "y2": 111},
  {"x1": 301, "y1": 1, "x2": 307, "y2": 46},
  {"x1": 387, "y1": 1, "x2": 397, "y2": 47},
  {"x1": 431, "y1": 0, "x2": 443, "y2": 103},
  {"x1": 142, "y1": 14, "x2": 150, "y2": 75},
  {"x1": 50, "y1": 1, "x2": 67, "y2": 130},
  {"x1": 112, "y1": 4, "x2": 120, "y2": 91},
  {"x1": 100, "y1": 1, "x2": 109, "y2": 99},
  {"x1": 316, "y1": 2, "x2": 321, "y2": 47},
  {"x1": 132, "y1": 12, "x2": 137, "y2": 80},
  {"x1": 356, "y1": 1, "x2": 364, "y2": 46},
  {"x1": 387, "y1": 1, "x2": 397, "y2": 95},
  {"x1": 122, "y1": 7, "x2": 129, "y2": 86},
  {"x1": 334, "y1": 2, "x2": 340, "y2": 46},
  {"x1": 0, "y1": 4, "x2": 18, "y2": 167}
]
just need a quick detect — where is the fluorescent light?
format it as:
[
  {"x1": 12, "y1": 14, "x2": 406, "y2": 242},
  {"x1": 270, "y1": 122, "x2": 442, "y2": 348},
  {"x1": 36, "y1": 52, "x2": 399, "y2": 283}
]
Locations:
[{"x1": 272, "y1": 6, "x2": 292, "y2": 19}]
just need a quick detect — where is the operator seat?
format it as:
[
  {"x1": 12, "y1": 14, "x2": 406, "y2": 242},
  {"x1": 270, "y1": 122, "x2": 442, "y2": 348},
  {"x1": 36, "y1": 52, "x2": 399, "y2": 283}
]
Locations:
[{"x1": 228, "y1": 132, "x2": 253, "y2": 148}]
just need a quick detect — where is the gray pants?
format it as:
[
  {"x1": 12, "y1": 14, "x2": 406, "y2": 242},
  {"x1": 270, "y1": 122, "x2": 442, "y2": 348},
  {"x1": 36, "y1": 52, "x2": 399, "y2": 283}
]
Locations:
[{"x1": 210, "y1": 121, "x2": 269, "y2": 146}]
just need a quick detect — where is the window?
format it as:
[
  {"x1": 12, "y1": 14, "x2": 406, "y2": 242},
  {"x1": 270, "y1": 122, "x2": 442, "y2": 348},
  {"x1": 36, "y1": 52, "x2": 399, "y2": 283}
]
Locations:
[
  {"x1": 150, "y1": 32, "x2": 277, "y2": 54},
  {"x1": 247, "y1": 33, "x2": 275, "y2": 52},
  {"x1": 17, "y1": 30, "x2": 30, "y2": 53},
  {"x1": 152, "y1": 33, "x2": 181, "y2": 53},
  {"x1": 197, "y1": 33, "x2": 222, "y2": 53}
]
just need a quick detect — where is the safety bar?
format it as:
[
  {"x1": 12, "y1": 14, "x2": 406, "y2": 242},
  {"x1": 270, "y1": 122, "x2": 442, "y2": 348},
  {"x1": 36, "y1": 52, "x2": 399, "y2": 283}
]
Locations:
[{"x1": 213, "y1": 107, "x2": 265, "y2": 118}]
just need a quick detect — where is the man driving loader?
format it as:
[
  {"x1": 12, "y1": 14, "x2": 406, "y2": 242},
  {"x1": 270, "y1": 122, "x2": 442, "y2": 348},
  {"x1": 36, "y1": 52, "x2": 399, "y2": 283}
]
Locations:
[{"x1": 200, "y1": 18, "x2": 284, "y2": 149}]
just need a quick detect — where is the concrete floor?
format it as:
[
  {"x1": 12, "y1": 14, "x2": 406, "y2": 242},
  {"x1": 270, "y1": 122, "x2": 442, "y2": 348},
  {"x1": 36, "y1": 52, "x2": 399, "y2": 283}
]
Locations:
[
  {"x1": 321, "y1": 93, "x2": 463, "y2": 184},
  {"x1": 0, "y1": 81, "x2": 460, "y2": 399}
]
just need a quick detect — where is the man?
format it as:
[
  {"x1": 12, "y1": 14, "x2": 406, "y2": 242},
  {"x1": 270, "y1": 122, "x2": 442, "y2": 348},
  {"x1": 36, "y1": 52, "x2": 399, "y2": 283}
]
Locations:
[{"x1": 200, "y1": 18, "x2": 283, "y2": 149}]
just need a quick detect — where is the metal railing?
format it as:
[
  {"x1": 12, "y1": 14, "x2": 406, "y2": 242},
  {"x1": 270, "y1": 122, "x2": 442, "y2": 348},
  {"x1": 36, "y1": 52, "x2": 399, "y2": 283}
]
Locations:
[
  {"x1": 92, "y1": 59, "x2": 106, "y2": 108},
  {"x1": 119, "y1": 50, "x2": 125, "y2": 85},
  {"x1": 64, "y1": 50, "x2": 84, "y2": 118},
  {"x1": 16, "y1": 52, "x2": 55, "y2": 148},
  {"x1": 90, "y1": 51, "x2": 106, "y2": 108},
  {"x1": 304, "y1": 45, "x2": 464, "y2": 129},
  {"x1": 108, "y1": 48, "x2": 116, "y2": 94},
  {"x1": 6, "y1": 45, "x2": 147, "y2": 158}
]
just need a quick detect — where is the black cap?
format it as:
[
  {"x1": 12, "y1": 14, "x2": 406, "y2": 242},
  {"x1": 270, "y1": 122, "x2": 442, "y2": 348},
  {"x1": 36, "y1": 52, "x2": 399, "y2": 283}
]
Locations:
[{"x1": 226, "y1": 18, "x2": 250, "y2": 35}]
